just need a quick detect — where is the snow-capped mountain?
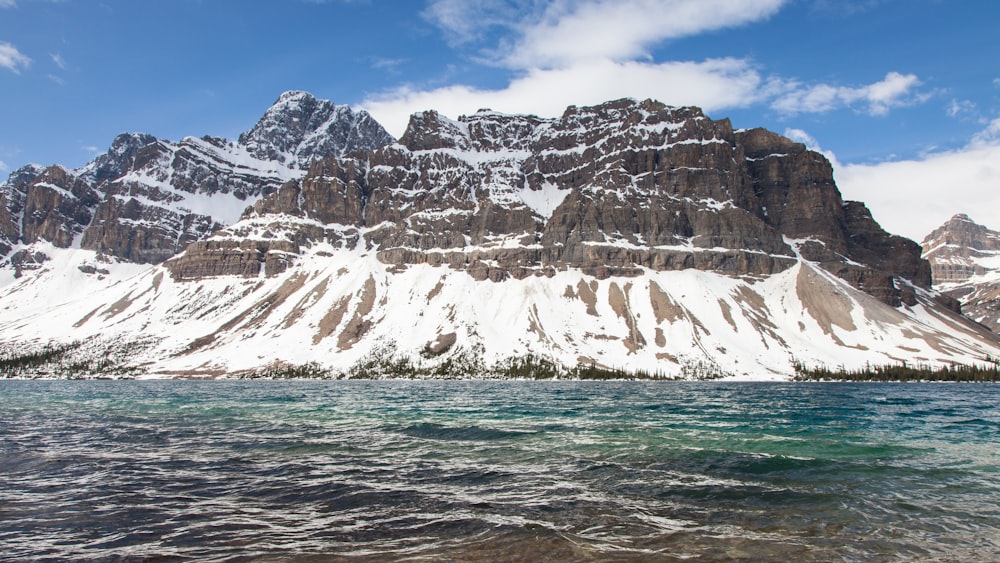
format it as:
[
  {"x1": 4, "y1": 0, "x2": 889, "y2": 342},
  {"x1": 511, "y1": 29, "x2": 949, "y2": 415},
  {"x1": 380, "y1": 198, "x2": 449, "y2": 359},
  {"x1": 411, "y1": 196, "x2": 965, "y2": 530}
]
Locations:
[
  {"x1": 0, "y1": 97, "x2": 997, "y2": 379},
  {"x1": 0, "y1": 91, "x2": 393, "y2": 267},
  {"x1": 922, "y1": 214, "x2": 1000, "y2": 331}
]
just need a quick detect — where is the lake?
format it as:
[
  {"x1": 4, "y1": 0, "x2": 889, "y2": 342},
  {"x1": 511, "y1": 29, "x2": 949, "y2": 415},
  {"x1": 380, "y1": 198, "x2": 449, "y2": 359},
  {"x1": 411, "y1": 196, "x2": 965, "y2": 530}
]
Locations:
[{"x1": 1, "y1": 380, "x2": 998, "y2": 561}]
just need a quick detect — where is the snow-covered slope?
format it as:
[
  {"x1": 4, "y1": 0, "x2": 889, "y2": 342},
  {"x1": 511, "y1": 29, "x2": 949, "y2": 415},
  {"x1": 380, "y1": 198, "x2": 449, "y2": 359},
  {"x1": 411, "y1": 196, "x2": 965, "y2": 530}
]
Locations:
[{"x1": 0, "y1": 236, "x2": 995, "y2": 379}]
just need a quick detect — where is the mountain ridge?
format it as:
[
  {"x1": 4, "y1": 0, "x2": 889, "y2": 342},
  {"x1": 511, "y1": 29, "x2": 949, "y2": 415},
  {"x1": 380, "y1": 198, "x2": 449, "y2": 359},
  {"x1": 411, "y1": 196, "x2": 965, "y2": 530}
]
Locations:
[{"x1": 0, "y1": 94, "x2": 997, "y2": 379}]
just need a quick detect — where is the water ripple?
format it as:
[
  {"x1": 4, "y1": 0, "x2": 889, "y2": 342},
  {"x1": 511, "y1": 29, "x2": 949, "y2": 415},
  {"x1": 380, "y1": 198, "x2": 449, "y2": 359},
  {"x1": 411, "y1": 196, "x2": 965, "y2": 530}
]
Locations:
[{"x1": 1, "y1": 381, "x2": 999, "y2": 561}]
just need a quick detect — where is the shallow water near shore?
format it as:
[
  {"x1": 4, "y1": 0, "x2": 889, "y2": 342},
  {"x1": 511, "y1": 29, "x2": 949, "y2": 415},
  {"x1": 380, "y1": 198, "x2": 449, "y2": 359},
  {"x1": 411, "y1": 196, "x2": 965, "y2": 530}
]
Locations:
[{"x1": 2, "y1": 380, "x2": 999, "y2": 561}]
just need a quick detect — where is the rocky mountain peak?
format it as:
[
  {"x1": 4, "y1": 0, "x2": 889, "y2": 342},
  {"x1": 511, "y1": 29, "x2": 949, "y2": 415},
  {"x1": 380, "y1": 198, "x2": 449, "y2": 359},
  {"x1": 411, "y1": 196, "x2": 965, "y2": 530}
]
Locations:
[
  {"x1": 923, "y1": 213, "x2": 999, "y2": 251},
  {"x1": 238, "y1": 91, "x2": 395, "y2": 168},
  {"x1": 398, "y1": 110, "x2": 472, "y2": 151},
  {"x1": 921, "y1": 214, "x2": 1000, "y2": 330}
]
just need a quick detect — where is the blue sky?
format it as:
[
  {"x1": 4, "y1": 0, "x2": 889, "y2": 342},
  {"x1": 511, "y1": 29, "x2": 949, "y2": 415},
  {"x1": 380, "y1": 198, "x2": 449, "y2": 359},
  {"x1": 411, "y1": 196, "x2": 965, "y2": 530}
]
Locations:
[{"x1": 1, "y1": 0, "x2": 999, "y2": 240}]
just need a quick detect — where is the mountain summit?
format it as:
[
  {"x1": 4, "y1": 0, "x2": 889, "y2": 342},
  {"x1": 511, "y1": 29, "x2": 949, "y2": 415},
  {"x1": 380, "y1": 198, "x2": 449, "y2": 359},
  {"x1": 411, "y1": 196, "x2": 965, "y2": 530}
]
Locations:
[
  {"x1": 239, "y1": 91, "x2": 395, "y2": 168},
  {"x1": 0, "y1": 96, "x2": 996, "y2": 379}
]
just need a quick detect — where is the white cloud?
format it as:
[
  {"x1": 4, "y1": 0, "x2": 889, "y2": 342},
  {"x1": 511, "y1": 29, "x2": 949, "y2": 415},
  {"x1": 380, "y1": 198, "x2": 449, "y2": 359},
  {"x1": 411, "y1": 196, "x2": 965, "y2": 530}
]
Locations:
[
  {"x1": 946, "y1": 99, "x2": 977, "y2": 118},
  {"x1": 971, "y1": 118, "x2": 1000, "y2": 146},
  {"x1": 50, "y1": 53, "x2": 67, "y2": 70},
  {"x1": 370, "y1": 57, "x2": 407, "y2": 71},
  {"x1": 0, "y1": 41, "x2": 31, "y2": 74},
  {"x1": 424, "y1": 0, "x2": 538, "y2": 45},
  {"x1": 836, "y1": 120, "x2": 1000, "y2": 242},
  {"x1": 362, "y1": 57, "x2": 769, "y2": 136},
  {"x1": 498, "y1": 0, "x2": 788, "y2": 69},
  {"x1": 772, "y1": 72, "x2": 923, "y2": 116},
  {"x1": 425, "y1": 0, "x2": 787, "y2": 69},
  {"x1": 81, "y1": 145, "x2": 100, "y2": 154},
  {"x1": 0, "y1": 0, "x2": 15, "y2": 8},
  {"x1": 0, "y1": 160, "x2": 7, "y2": 172}
]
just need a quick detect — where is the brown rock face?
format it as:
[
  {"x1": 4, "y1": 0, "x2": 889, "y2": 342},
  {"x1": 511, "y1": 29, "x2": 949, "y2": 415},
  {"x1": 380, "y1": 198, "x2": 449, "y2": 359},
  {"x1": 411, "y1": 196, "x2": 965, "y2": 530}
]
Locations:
[
  {"x1": 171, "y1": 98, "x2": 929, "y2": 307},
  {"x1": 16, "y1": 165, "x2": 100, "y2": 248}
]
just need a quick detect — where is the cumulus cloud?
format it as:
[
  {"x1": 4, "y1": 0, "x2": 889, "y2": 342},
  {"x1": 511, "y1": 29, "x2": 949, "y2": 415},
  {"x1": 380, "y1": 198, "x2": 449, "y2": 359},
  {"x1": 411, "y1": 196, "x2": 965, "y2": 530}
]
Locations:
[
  {"x1": 0, "y1": 41, "x2": 31, "y2": 74},
  {"x1": 772, "y1": 71, "x2": 924, "y2": 116},
  {"x1": 362, "y1": 57, "x2": 770, "y2": 136},
  {"x1": 836, "y1": 119, "x2": 1000, "y2": 242}
]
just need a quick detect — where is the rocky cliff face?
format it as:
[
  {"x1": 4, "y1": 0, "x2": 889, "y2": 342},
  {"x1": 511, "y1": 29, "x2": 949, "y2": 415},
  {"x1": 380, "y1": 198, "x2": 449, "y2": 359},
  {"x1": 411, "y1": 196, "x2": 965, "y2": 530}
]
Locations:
[
  {"x1": 169, "y1": 98, "x2": 928, "y2": 307},
  {"x1": 0, "y1": 92, "x2": 394, "y2": 265},
  {"x1": 922, "y1": 214, "x2": 1000, "y2": 330}
]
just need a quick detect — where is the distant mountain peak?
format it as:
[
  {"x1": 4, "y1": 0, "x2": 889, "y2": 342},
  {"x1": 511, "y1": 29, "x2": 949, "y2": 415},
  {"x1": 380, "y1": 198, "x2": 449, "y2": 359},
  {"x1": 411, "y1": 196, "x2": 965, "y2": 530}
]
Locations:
[
  {"x1": 238, "y1": 91, "x2": 395, "y2": 168},
  {"x1": 922, "y1": 214, "x2": 1000, "y2": 330}
]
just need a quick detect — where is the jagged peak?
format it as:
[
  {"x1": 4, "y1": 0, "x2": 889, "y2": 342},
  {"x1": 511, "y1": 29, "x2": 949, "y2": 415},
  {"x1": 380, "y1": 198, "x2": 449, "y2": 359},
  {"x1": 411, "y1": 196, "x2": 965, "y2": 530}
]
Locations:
[
  {"x1": 4, "y1": 163, "x2": 47, "y2": 183},
  {"x1": 109, "y1": 131, "x2": 157, "y2": 148},
  {"x1": 239, "y1": 91, "x2": 394, "y2": 167},
  {"x1": 398, "y1": 110, "x2": 471, "y2": 152},
  {"x1": 275, "y1": 90, "x2": 316, "y2": 104}
]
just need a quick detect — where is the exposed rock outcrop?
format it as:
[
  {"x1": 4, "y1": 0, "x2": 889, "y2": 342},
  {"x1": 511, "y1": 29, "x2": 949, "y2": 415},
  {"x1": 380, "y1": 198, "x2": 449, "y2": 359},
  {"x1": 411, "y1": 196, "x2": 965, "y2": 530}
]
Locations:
[
  {"x1": 922, "y1": 214, "x2": 1000, "y2": 330},
  {"x1": 171, "y1": 98, "x2": 926, "y2": 307}
]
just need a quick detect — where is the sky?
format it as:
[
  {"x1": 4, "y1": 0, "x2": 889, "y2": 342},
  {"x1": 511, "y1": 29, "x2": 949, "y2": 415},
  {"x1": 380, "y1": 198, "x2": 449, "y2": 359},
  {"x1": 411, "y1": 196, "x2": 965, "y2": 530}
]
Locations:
[{"x1": 1, "y1": 0, "x2": 999, "y2": 242}]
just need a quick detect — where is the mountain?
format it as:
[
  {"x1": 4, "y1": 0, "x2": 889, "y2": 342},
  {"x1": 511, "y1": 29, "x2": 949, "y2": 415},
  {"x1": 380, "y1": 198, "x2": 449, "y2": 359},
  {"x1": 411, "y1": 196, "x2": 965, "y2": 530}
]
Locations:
[
  {"x1": 922, "y1": 214, "x2": 1000, "y2": 331},
  {"x1": 0, "y1": 92, "x2": 393, "y2": 268},
  {"x1": 0, "y1": 97, "x2": 997, "y2": 379}
]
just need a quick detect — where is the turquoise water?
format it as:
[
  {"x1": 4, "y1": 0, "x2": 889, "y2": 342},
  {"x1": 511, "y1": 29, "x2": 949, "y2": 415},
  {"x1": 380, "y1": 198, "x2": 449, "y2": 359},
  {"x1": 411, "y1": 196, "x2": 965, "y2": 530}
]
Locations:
[{"x1": 1, "y1": 381, "x2": 999, "y2": 561}]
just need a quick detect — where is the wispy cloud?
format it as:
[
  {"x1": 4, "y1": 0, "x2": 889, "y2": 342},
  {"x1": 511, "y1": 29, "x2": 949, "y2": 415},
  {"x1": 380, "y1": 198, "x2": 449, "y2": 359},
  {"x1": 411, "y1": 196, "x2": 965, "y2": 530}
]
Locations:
[
  {"x1": 0, "y1": 0, "x2": 16, "y2": 8},
  {"x1": 370, "y1": 57, "x2": 407, "y2": 72},
  {"x1": 946, "y1": 99, "x2": 977, "y2": 119},
  {"x1": 47, "y1": 74, "x2": 65, "y2": 86},
  {"x1": 423, "y1": 0, "x2": 536, "y2": 46},
  {"x1": 0, "y1": 160, "x2": 7, "y2": 172},
  {"x1": 50, "y1": 52, "x2": 67, "y2": 70},
  {"x1": 771, "y1": 72, "x2": 925, "y2": 116},
  {"x1": 0, "y1": 41, "x2": 31, "y2": 74},
  {"x1": 81, "y1": 145, "x2": 100, "y2": 154}
]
